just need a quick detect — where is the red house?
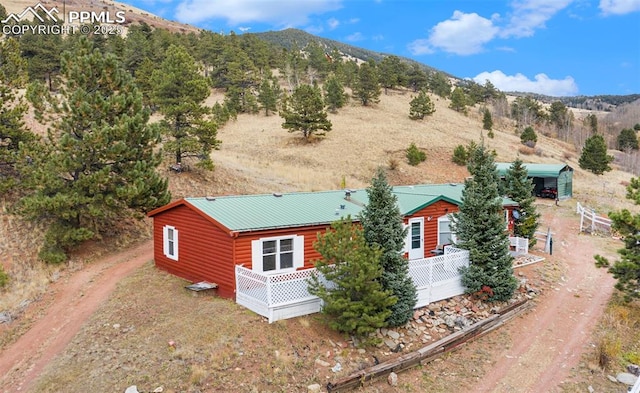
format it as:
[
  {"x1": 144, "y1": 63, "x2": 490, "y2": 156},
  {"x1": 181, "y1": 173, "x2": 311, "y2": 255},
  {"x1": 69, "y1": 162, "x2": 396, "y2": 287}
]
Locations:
[{"x1": 148, "y1": 183, "x2": 518, "y2": 300}]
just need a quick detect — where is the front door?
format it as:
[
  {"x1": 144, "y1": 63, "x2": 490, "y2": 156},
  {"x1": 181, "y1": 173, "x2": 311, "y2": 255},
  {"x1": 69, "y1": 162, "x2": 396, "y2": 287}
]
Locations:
[{"x1": 408, "y1": 217, "x2": 424, "y2": 260}]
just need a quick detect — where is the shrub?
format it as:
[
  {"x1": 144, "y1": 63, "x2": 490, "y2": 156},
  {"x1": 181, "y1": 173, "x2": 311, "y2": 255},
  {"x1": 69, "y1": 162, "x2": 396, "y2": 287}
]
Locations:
[
  {"x1": 520, "y1": 126, "x2": 537, "y2": 146},
  {"x1": 406, "y1": 143, "x2": 426, "y2": 166},
  {"x1": 0, "y1": 266, "x2": 8, "y2": 288},
  {"x1": 388, "y1": 157, "x2": 399, "y2": 170},
  {"x1": 452, "y1": 144, "x2": 468, "y2": 165},
  {"x1": 518, "y1": 146, "x2": 535, "y2": 155}
]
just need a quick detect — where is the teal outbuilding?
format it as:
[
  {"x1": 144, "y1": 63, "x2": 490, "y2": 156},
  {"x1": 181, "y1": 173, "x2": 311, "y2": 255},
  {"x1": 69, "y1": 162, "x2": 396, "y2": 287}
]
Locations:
[{"x1": 496, "y1": 163, "x2": 574, "y2": 200}]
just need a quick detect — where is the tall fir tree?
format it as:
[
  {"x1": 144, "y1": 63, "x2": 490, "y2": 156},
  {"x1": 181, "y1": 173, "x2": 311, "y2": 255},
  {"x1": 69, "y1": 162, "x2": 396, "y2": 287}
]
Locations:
[
  {"x1": 280, "y1": 84, "x2": 332, "y2": 141},
  {"x1": 308, "y1": 217, "x2": 396, "y2": 341},
  {"x1": 452, "y1": 144, "x2": 518, "y2": 301},
  {"x1": 503, "y1": 158, "x2": 540, "y2": 247},
  {"x1": 579, "y1": 134, "x2": 614, "y2": 175},
  {"x1": 257, "y1": 75, "x2": 281, "y2": 116},
  {"x1": 359, "y1": 168, "x2": 417, "y2": 326},
  {"x1": 449, "y1": 87, "x2": 468, "y2": 114},
  {"x1": 595, "y1": 178, "x2": 640, "y2": 301},
  {"x1": 482, "y1": 108, "x2": 494, "y2": 138},
  {"x1": 151, "y1": 44, "x2": 221, "y2": 169},
  {"x1": 21, "y1": 37, "x2": 170, "y2": 263}
]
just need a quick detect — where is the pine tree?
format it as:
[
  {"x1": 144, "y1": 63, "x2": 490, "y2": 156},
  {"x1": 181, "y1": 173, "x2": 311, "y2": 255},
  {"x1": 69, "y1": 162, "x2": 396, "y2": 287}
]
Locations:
[
  {"x1": 617, "y1": 128, "x2": 639, "y2": 151},
  {"x1": 257, "y1": 75, "x2": 281, "y2": 116},
  {"x1": 406, "y1": 142, "x2": 426, "y2": 166},
  {"x1": 579, "y1": 134, "x2": 614, "y2": 175},
  {"x1": 452, "y1": 144, "x2": 517, "y2": 301},
  {"x1": 503, "y1": 158, "x2": 540, "y2": 247},
  {"x1": 352, "y1": 61, "x2": 381, "y2": 106},
  {"x1": 520, "y1": 126, "x2": 537, "y2": 146},
  {"x1": 449, "y1": 87, "x2": 468, "y2": 114},
  {"x1": 21, "y1": 37, "x2": 170, "y2": 263},
  {"x1": 408, "y1": 90, "x2": 435, "y2": 120},
  {"x1": 152, "y1": 44, "x2": 221, "y2": 169},
  {"x1": 428, "y1": 71, "x2": 451, "y2": 98},
  {"x1": 482, "y1": 108, "x2": 494, "y2": 138},
  {"x1": 359, "y1": 168, "x2": 417, "y2": 326},
  {"x1": 308, "y1": 217, "x2": 396, "y2": 340},
  {"x1": 280, "y1": 84, "x2": 332, "y2": 141},
  {"x1": 595, "y1": 178, "x2": 640, "y2": 301},
  {"x1": 323, "y1": 74, "x2": 347, "y2": 113}
]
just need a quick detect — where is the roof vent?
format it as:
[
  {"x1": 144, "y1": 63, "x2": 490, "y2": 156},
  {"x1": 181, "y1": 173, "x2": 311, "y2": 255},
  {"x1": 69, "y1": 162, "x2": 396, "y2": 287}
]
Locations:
[
  {"x1": 205, "y1": 196, "x2": 216, "y2": 201},
  {"x1": 273, "y1": 192, "x2": 283, "y2": 197},
  {"x1": 340, "y1": 204, "x2": 346, "y2": 210},
  {"x1": 450, "y1": 183, "x2": 457, "y2": 186},
  {"x1": 344, "y1": 191, "x2": 351, "y2": 201}
]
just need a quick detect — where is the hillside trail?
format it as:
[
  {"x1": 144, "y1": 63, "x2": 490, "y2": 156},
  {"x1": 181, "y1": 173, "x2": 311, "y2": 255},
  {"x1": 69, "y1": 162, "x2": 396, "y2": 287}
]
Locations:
[
  {"x1": 0, "y1": 240, "x2": 153, "y2": 393},
  {"x1": 472, "y1": 204, "x2": 617, "y2": 393}
]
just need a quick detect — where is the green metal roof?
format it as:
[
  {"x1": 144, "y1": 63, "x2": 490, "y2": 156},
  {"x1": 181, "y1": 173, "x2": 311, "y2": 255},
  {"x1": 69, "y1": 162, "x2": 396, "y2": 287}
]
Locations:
[
  {"x1": 180, "y1": 183, "x2": 516, "y2": 232},
  {"x1": 496, "y1": 162, "x2": 573, "y2": 178}
]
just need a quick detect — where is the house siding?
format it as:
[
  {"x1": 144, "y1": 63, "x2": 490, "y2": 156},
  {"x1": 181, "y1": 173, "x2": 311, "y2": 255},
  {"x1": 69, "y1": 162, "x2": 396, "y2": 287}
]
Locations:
[
  {"x1": 405, "y1": 200, "x2": 460, "y2": 258},
  {"x1": 152, "y1": 205, "x2": 236, "y2": 298}
]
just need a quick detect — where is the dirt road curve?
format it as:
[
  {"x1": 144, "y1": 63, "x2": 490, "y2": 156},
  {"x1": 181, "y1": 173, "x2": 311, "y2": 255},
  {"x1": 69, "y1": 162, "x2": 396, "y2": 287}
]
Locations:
[
  {"x1": 0, "y1": 241, "x2": 153, "y2": 393},
  {"x1": 474, "y1": 208, "x2": 616, "y2": 393}
]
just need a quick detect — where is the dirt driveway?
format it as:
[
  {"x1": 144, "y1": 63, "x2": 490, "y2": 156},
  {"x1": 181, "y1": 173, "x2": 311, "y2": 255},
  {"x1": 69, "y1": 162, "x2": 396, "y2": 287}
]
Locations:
[
  {"x1": 0, "y1": 241, "x2": 153, "y2": 393},
  {"x1": 0, "y1": 203, "x2": 618, "y2": 393}
]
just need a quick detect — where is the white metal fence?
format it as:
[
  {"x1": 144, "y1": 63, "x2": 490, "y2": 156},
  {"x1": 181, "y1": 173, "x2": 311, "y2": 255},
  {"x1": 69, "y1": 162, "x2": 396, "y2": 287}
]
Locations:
[
  {"x1": 235, "y1": 247, "x2": 470, "y2": 323},
  {"x1": 576, "y1": 202, "x2": 612, "y2": 234}
]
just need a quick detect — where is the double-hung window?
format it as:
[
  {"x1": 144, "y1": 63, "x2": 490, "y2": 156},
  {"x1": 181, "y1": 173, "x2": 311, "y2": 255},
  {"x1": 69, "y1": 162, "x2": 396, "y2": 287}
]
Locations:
[
  {"x1": 437, "y1": 215, "x2": 457, "y2": 246},
  {"x1": 163, "y1": 225, "x2": 178, "y2": 261},
  {"x1": 252, "y1": 235, "x2": 304, "y2": 273}
]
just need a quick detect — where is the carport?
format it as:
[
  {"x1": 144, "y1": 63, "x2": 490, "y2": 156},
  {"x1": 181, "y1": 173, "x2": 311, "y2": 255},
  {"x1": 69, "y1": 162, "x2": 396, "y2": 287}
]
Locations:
[{"x1": 496, "y1": 163, "x2": 573, "y2": 200}]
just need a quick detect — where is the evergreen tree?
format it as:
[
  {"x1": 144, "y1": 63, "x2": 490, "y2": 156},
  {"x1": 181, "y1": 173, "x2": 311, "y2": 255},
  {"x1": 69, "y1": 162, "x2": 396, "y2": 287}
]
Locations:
[
  {"x1": 579, "y1": 134, "x2": 614, "y2": 175},
  {"x1": 323, "y1": 74, "x2": 347, "y2": 113},
  {"x1": 257, "y1": 75, "x2": 281, "y2": 116},
  {"x1": 151, "y1": 44, "x2": 221, "y2": 169},
  {"x1": 617, "y1": 128, "x2": 639, "y2": 151},
  {"x1": 452, "y1": 144, "x2": 517, "y2": 301},
  {"x1": 595, "y1": 178, "x2": 640, "y2": 301},
  {"x1": 406, "y1": 63, "x2": 428, "y2": 92},
  {"x1": 18, "y1": 18, "x2": 63, "y2": 90},
  {"x1": 428, "y1": 71, "x2": 451, "y2": 98},
  {"x1": 452, "y1": 144, "x2": 468, "y2": 166},
  {"x1": 520, "y1": 126, "x2": 537, "y2": 146},
  {"x1": 280, "y1": 84, "x2": 332, "y2": 141},
  {"x1": 408, "y1": 90, "x2": 435, "y2": 120},
  {"x1": 449, "y1": 87, "x2": 468, "y2": 114},
  {"x1": 548, "y1": 101, "x2": 568, "y2": 130},
  {"x1": 352, "y1": 61, "x2": 381, "y2": 106},
  {"x1": 0, "y1": 38, "x2": 28, "y2": 88},
  {"x1": 503, "y1": 158, "x2": 540, "y2": 247},
  {"x1": 482, "y1": 108, "x2": 494, "y2": 138},
  {"x1": 378, "y1": 55, "x2": 406, "y2": 94},
  {"x1": 308, "y1": 217, "x2": 396, "y2": 341},
  {"x1": 511, "y1": 96, "x2": 545, "y2": 128},
  {"x1": 359, "y1": 168, "x2": 417, "y2": 326},
  {"x1": 585, "y1": 113, "x2": 598, "y2": 134},
  {"x1": 21, "y1": 38, "x2": 170, "y2": 263},
  {"x1": 406, "y1": 142, "x2": 426, "y2": 166}
]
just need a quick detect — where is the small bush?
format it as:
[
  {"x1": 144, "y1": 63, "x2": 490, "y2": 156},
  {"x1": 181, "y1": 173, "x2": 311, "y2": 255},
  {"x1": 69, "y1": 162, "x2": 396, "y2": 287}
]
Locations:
[
  {"x1": 406, "y1": 143, "x2": 426, "y2": 166},
  {"x1": 520, "y1": 126, "x2": 537, "y2": 146},
  {"x1": 388, "y1": 157, "x2": 399, "y2": 170},
  {"x1": 0, "y1": 266, "x2": 9, "y2": 288},
  {"x1": 518, "y1": 146, "x2": 535, "y2": 155},
  {"x1": 452, "y1": 144, "x2": 468, "y2": 165}
]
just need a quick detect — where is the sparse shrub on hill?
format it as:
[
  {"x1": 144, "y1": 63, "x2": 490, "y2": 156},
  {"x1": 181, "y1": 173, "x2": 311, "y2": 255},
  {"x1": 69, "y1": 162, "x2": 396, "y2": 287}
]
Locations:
[
  {"x1": 452, "y1": 144, "x2": 469, "y2": 166},
  {"x1": 408, "y1": 90, "x2": 435, "y2": 120},
  {"x1": 0, "y1": 265, "x2": 8, "y2": 288},
  {"x1": 308, "y1": 217, "x2": 395, "y2": 342},
  {"x1": 406, "y1": 142, "x2": 426, "y2": 166},
  {"x1": 520, "y1": 126, "x2": 537, "y2": 146}
]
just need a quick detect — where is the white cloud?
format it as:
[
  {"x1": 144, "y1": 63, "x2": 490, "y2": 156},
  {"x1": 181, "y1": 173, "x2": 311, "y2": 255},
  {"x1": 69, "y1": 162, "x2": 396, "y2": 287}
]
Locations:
[
  {"x1": 327, "y1": 17, "x2": 339, "y2": 29},
  {"x1": 345, "y1": 32, "x2": 364, "y2": 42},
  {"x1": 408, "y1": 11, "x2": 498, "y2": 56},
  {"x1": 599, "y1": 0, "x2": 640, "y2": 15},
  {"x1": 472, "y1": 70, "x2": 579, "y2": 96},
  {"x1": 175, "y1": 0, "x2": 342, "y2": 26},
  {"x1": 500, "y1": 0, "x2": 574, "y2": 38}
]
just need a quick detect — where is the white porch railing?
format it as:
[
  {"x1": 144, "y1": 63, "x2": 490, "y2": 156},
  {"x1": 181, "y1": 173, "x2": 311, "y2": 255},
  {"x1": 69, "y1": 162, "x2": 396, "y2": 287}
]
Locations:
[
  {"x1": 509, "y1": 237, "x2": 529, "y2": 256},
  {"x1": 235, "y1": 247, "x2": 470, "y2": 323}
]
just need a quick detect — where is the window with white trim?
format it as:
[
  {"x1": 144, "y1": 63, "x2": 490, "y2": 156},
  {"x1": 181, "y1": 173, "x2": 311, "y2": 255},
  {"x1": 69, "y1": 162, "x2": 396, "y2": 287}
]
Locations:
[
  {"x1": 163, "y1": 225, "x2": 178, "y2": 261},
  {"x1": 251, "y1": 235, "x2": 304, "y2": 273},
  {"x1": 437, "y1": 215, "x2": 457, "y2": 246}
]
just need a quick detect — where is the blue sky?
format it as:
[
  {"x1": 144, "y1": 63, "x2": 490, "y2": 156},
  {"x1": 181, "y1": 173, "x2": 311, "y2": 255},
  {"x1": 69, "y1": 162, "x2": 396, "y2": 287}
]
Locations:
[{"x1": 120, "y1": 0, "x2": 640, "y2": 97}]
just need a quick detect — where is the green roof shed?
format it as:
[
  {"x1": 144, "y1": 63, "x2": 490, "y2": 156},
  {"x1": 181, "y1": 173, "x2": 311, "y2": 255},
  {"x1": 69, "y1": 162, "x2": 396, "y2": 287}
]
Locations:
[{"x1": 496, "y1": 162, "x2": 573, "y2": 200}]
